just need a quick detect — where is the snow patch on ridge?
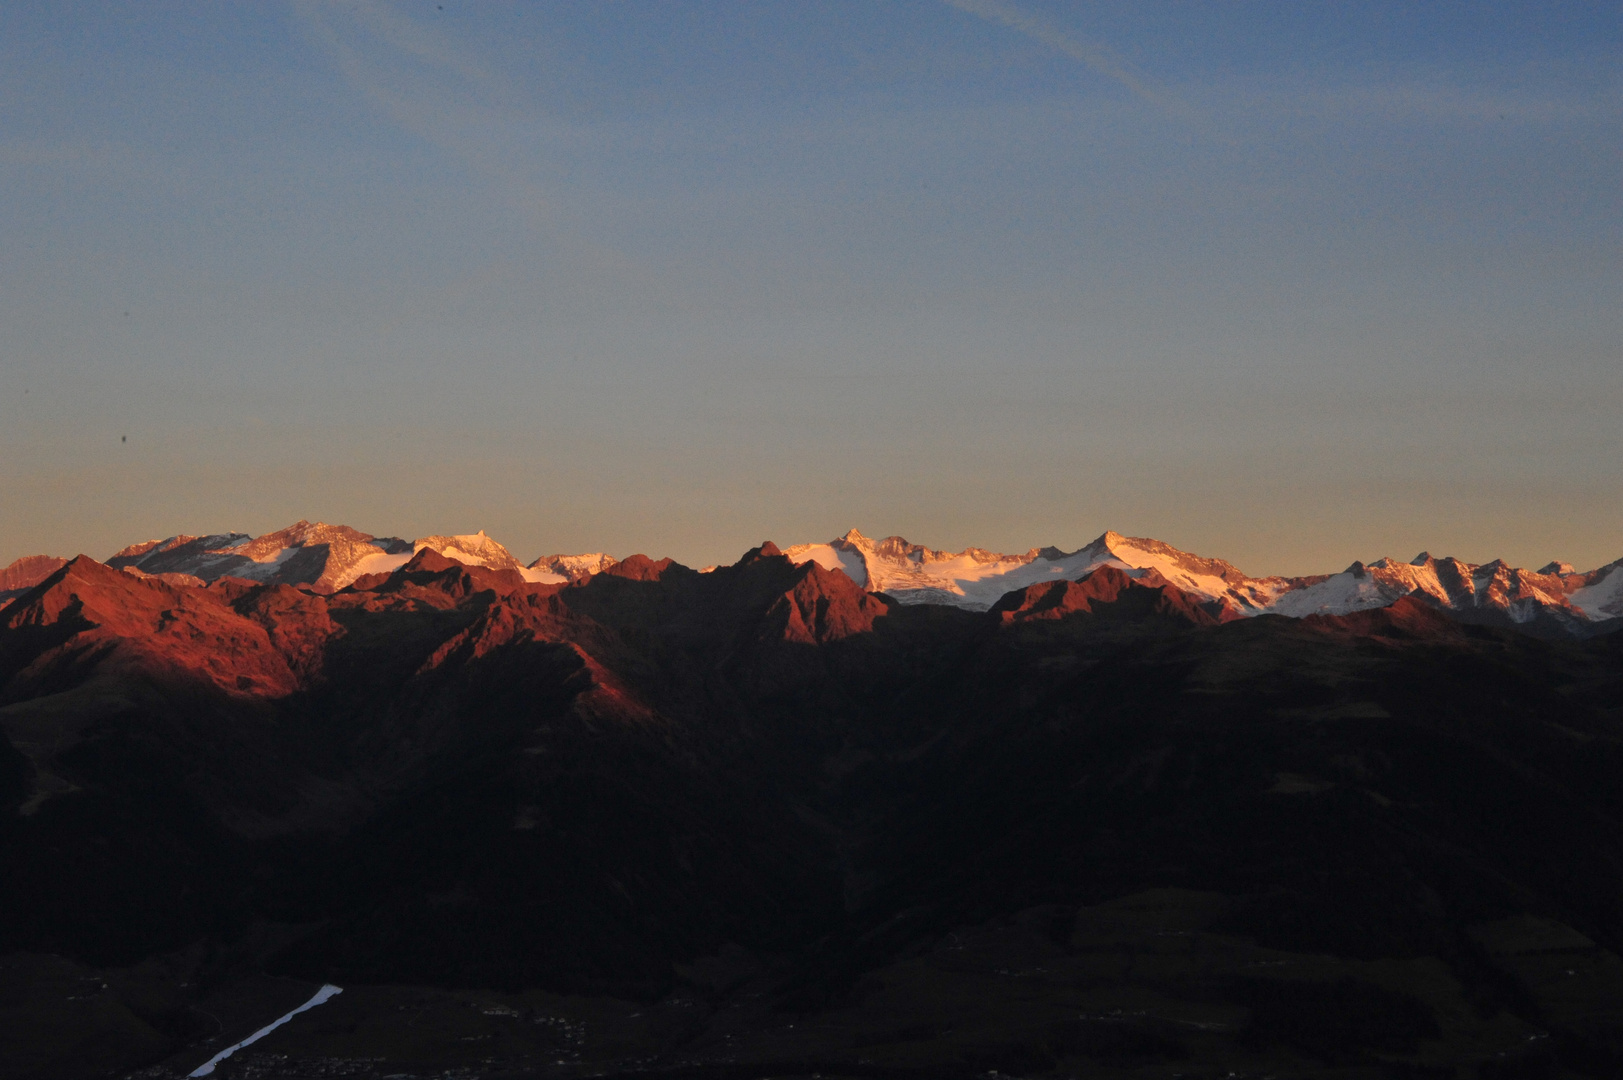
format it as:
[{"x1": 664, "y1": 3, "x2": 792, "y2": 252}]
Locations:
[
  {"x1": 231, "y1": 545, "x2": 304, "y2": 580},
  {"x1": 1569, "y1": 563, "x2": 1623, "y2": 620},
  {"x1": 415, "y1": 531, "x2": 519, "y2": 571},
  {"x1": 90, "y1": 521, "x2": 614, "y2": 593},
  {"x1": 530, "y1": 552, "x2": 617, "y2": 580},
  {"x1": 780, "y1": 542, "x2": 868, "y2": 585},
  {"x1": 334, "y1": 550, "x2": 415, "y2": 587},
  {"x1": 412, "y1": 532, "x2": 569, "y2": 583},
  {"x1": 784, "y1": 529, "x2": 1239, "y2": 612},
  {"x1": 1077, "y1": 532, "x2": 1247, "y2": 604},
  {"x1": 781, "y1": 528, "x2": 1623, "y2": 630},
  {"x1": 1249, "y1": 566, "x2": 1412, "y2": 618}
]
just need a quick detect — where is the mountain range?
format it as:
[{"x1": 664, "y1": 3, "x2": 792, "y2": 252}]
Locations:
[
  {"x1": 6, "y1": 521, "x2": 1620, "y2": 637},
  {"x1": 3, "y1": 520, "x2": 1623, "y2": 1078},
  {"x1": 783, "y1": 528, "x2": 1623, "y2": 634}
]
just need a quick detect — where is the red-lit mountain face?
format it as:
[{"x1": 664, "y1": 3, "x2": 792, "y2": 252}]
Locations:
[
  {"x1": 784, "y1": 528, "x2": 1623, "y2": 635},
  {"x1": 13, "y1": 518, "x2": 1621, "y2": 631},
  {"x1": 85, "y1": 522, "x2": 605, "y2": 594},
  {"x1": 4, "y1": 533, "x2": 1623, "y2": 1077},
  {"x1": 0, "y1": 554, "x2": 67, "y2": 606}
]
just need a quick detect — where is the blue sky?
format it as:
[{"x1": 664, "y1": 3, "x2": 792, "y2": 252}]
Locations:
[{"x1": 3, "y1": 1, "x2": 1620, "y2": 573}]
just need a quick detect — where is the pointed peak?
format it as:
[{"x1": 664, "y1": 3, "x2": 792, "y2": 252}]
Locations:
[
  {"x1": 1084, "y1": 530, "x2": 1128, "y2": 553},
  {"x1": 737, "y1": 541, "x2": 785, "y2": 565},
  {"x1": 730, "y1": 535, "x2": 792, "y2": 565},
  {"x1": 1411, "y1": 551, "x2": 1433, "y2": 566},
  {"x1": 6, "y1": 555, "x2": 150, "y2": 611},
  {"x1": 402, "y1": 548, "x2": 461, "y2": 574},
  {"x1": 839, "y1": 528, "x2": 870, "y2": 544}
]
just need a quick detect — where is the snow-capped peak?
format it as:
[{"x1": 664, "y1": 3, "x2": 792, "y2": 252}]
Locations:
[
  {"x1": 409, "y1": 531, "x2": 568, "y2": 584},
  {"x1": 529, "y1": 552, "x2": 617, "y2": 580},
  {"x1": 781, "y1": 528, "x2": 1623, "y2": 632},
  {"x1": 783, "y1": 527, "x2": 1257, "y2": 611},
  {"x1": 104, "y1": 521, "x2": 414, "y2": 592},
  {"x1": 25, "y1": 519, "x2": 1623, "y2": 635},
  {"x1": 1074, "y1": 531, "x2": 1251, "y2": 602},
  {"x1": 413, "y1": 530, "x2": 521, "y2": 572}
]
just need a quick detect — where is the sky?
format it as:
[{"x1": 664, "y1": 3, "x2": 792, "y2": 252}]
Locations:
[{"x1": 2, "y1": 1, "x2": 1620, "y2": 576}]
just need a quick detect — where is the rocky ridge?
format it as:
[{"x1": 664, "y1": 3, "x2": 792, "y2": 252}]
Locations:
[
  {"x1": 783, "y1": 528, "x2": 1623, "y2": 635},
  {"x1": 0, "y1": 555, "x2": 67, "y2": 606},
  {"x1": 4, "y1": 521, "x2": 1620, "y2": 637}
]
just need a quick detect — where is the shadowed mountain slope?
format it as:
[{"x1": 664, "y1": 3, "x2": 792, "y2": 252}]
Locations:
[{"x1": 5, "y1": 542, "x2": 1623, "y2": 1077}]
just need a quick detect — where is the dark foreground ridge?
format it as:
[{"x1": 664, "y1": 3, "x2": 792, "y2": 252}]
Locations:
[{"x1": 3, "y1": 544, "x2": 1623, "y2": 1078}]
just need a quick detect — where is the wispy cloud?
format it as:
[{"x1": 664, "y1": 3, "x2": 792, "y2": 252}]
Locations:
[
  {"x1": 291, "y1": 0, "x2": 554, "y2": 227},
  {"x1": 940, "y1": 0, "x2": 1193, "y2": 118}
]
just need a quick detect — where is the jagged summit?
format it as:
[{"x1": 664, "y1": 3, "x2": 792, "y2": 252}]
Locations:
[
  {"x1": 0, "y1": 554, "x2": 69, "y2": 604},
  {"x1": 530, "y1": 552, "x2": 617, "y2": 580},
  {"x1": 78, "y1": 522, "x2": 617, "y2": 595},
  {"x1": 5, "y1": 521, "x2": 1619, "y2": 637},
  {"x1": 106, "y1": 521, "x2": 412, "y2": 592},
  {"x1": 783, "y1": 528, "x2": 1255, "y2": 616},
  {"x1": 412, "y1": 531, "x2": 533, "y2": 578},
  {"x1": 782, "y1": 527, "x2": 1623, "y2": 635}
]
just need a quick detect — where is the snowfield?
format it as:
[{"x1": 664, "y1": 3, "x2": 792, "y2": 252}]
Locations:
[{"x1": 783, "y1": 529, "x2": 1621, "y2": 628}]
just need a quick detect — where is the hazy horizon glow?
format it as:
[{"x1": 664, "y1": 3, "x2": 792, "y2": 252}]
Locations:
[{"x1": 3, "y1": 2, "x2": 1620, "y2": 576}]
